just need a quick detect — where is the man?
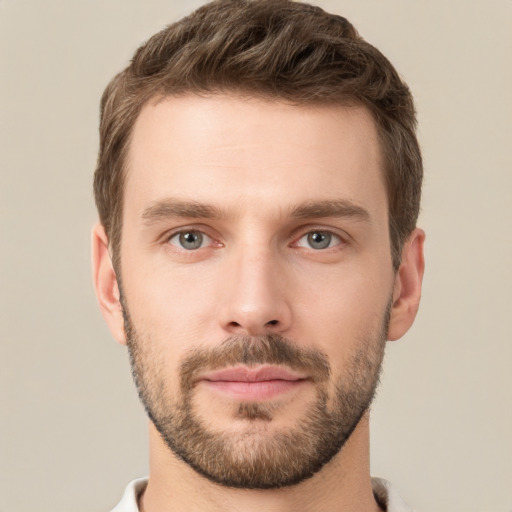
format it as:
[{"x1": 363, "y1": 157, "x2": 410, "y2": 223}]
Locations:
[{"x1": 92, "y1": 1, "x2": 425, "y2": 511}]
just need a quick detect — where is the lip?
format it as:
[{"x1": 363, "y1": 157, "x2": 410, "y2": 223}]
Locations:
[{"x1": 197, "y1": 365, "x2": 309, "y2": 400}]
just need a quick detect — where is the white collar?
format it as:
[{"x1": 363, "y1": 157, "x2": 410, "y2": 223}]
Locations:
[{"x1": 111, "y1": 476, "x2": 416, "y2": 512}]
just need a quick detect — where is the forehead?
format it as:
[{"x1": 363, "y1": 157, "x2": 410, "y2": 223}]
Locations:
[{"x1": 124, "y1": 94, "x2": 387, "y2": 222}]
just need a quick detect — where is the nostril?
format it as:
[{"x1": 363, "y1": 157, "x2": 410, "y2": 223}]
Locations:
[{"x1": 224, "y1": 318, "x2": 284, "y2": 334}]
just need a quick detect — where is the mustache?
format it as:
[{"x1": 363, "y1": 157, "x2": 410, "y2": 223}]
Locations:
[{"x1": 179, "y1": 334, "x2": 331, "y2": 392}]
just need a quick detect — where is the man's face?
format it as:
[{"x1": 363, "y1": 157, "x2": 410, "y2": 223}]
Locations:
[{"x1": 118, "y1": 95, "x2": 395, "y2": 488}]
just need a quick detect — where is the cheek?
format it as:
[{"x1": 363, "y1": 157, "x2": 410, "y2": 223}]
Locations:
[
  {"x1": 122, "y1": 259, "x2": 219, "y2": 345},
  {"x1": 293, "y1": 263, "x2": 391, "y2": 357}
]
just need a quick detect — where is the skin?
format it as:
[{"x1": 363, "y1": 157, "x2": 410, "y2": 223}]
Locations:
[{"x1": 92, "y1": 95, "x2": 425, "y2": 512}]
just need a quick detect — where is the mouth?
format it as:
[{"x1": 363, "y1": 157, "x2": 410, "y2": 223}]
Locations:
[{"x1": 197, "y1": 365, "x2": 309, "y2": 401}]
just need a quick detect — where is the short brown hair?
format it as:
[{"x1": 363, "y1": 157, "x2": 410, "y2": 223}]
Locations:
[{"x1": 94, "y1": 0, "x2": 422, "y2": 270}]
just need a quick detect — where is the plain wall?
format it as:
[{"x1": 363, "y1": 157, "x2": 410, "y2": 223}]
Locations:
[{"x1": 1, "y1": 0, "x2": 511, "y2": 510}]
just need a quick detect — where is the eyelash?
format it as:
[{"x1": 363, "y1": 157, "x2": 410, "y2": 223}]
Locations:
[
  {"x1": 163, "y1": 226, "x2": 347, "y2": 252},
  {"x1": 293, "y1": 229, "x2": 344, "y2": 250},
  {"x1": 166, "y1": 229, "x2": 218, "y2": 251}
]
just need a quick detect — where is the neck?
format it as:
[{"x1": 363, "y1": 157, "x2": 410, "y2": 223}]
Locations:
[{"x1": 140, "y1": 414, "x2": 381, "y2": 512}]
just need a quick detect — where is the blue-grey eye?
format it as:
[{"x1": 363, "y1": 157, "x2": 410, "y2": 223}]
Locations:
[
  {"x1": 297, "y1": 231, "x2": 341, "y2": 250},
  {"x1": 169, "y1": 231, "x2": 210, "y2": 250}
]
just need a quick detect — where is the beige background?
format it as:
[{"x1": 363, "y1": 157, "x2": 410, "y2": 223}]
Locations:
[{"x1": 1, "y1": 0, "x2": 511, "y2": 510}]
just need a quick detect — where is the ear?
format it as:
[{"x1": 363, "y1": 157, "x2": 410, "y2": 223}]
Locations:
[
  {"x1": 387, "y1": 228, "x2": 425, "y2": 341},
  {"x1": 91, "y1": 223, "x2": 126, "y2": 345}
]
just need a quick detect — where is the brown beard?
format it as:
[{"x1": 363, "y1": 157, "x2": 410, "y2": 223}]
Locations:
[{"x1": 123, "y1": 302, "x2": 388, "y2": 489}]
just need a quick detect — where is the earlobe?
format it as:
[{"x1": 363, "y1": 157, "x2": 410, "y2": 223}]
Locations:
[
  {"x1": 387, "y1": 228, "x2": 425, "y2": 341},
  {"x1": 91, "y1": 224, "x2": 127, "y2": 345}
]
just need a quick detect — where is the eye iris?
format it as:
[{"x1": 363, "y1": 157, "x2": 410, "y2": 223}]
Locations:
[
  {"x1": 179, "y1": 231, "x2": 203, "y2": 250},
  {"x1": 307, "y1": 231, "x2": 331, "y2": 249}
]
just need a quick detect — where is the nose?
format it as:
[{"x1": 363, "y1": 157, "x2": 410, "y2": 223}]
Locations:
[{"x1": 218, "y1": 245, "x2": 292, "y2": 336}]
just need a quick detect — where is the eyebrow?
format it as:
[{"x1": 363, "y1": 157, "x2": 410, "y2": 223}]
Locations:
[
  {"x1": 142, "y1": 199, "x2": 225, "y2": 223},
  {"x1": 289, "y1": 199, "x2": 370, "y2": 222},
  {"x1": 141, "y1": 198, "x2": 370, "y2": 224}
]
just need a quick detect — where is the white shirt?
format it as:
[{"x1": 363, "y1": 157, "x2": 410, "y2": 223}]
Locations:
[{"x1": 111, "y1": 477, "x2": 416, "y2": 511}]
